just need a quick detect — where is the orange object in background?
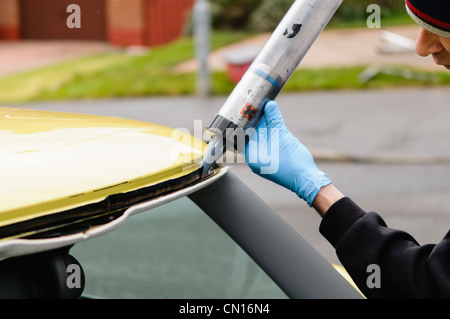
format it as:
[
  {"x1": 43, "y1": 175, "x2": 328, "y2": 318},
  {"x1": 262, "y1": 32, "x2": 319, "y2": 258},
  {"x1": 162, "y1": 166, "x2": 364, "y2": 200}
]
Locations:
[
  {"x1": 224, "y1": 45, "x2": 261, "y2": 84},
  {"x1": 226, "y1": 60, "x2": 254, "y2": 84}
]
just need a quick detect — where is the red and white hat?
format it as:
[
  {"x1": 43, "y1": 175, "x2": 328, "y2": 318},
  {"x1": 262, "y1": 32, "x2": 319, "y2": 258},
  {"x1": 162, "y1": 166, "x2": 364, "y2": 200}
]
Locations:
[{"x1": 405, "y1": 0, "x2": 450, "y2": 38}]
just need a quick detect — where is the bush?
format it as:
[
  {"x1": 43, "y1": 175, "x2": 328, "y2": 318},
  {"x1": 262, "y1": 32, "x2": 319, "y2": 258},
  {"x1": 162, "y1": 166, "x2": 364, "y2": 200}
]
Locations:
[
  {"x1": 332, "y1": 0, "x2": 407, "y2": 24},
  {"x1": 247, "y1": 0, "x2": 294, "y2": 32},
  {"x1": 210, "y1": 0, "x2": 264, "y2": 30},
  {"x1": 211, "y1": 0, "x2": 409, "y2": 32}
]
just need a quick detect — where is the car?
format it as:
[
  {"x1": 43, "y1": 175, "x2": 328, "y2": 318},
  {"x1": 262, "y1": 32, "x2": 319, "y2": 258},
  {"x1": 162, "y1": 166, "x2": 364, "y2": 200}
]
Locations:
[{"x1": 0, "y1": 106, "x2": 362, "y2": 299}]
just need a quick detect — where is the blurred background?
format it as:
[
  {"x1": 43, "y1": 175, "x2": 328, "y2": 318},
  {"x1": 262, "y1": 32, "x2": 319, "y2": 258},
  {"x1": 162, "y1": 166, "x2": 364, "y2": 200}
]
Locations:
[
  {"x1": 0, "y1": 0, "x2": 448, "y2": 103},
  {"x1": 1, "y1": 0, "x2": 450, "y2": 298}
]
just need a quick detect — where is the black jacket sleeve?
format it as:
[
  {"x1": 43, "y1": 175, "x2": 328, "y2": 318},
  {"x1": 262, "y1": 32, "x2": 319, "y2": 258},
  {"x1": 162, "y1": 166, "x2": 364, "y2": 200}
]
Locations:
[{"x1": 319, "y1": 197, "x2": 450, "y2": 299}]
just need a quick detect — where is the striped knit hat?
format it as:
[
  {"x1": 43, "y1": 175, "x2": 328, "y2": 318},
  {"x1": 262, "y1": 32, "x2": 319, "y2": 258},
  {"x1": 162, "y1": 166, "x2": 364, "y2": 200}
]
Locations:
[{"x1": 405, "y1": 0, "x2": 450, "y2": 37}]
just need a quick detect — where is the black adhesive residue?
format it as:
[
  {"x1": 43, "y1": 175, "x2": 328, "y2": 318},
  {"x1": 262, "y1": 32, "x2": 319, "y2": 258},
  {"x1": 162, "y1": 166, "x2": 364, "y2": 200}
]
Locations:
[{"x1": 283, "y1": 23, "x2": 302, "y2": 38}]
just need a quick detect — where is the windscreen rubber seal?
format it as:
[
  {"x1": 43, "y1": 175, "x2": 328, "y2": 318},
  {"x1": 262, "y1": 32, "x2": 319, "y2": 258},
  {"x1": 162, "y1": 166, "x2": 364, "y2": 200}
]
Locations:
[{"x1": 0, "y1": 166, "x2": 218, "y2": 240}]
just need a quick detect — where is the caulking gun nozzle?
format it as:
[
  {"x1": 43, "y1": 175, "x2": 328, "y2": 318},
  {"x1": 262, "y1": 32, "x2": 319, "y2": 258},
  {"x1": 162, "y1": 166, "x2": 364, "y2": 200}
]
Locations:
[
  {"x1": 199, "y1": 160, "x2": 214, "y2": 178},
  {"x1": 199, "y1": 136, "x2": 224, "y2": 177}
]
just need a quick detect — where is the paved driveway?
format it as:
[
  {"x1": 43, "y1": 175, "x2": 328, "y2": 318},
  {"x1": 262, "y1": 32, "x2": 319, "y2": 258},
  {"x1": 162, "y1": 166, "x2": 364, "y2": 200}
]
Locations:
[
  {"x1": 0, "y1": 40, "x2": 117, "y2": 77},
  {"x1": 175, "y1": 25, "x2": 443, "y2": 73}
]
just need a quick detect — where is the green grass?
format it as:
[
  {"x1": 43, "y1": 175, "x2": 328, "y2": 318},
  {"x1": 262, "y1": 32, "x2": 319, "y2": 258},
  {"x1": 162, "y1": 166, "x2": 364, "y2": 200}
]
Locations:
[
  {"x1": 0, "y1": 31, "x2": 253, "y2": 104},
  {"x1": 327, "y1": 9, "x2": 415, "y2": 29},
  {"x1": 283, "y1": 66, "x2": 450, "y2": 92},
  {"x1": 211, "y1": 65, "x2": 450, "y2": 94},
  {"x1": 0, "y1": 28, "x2": 449, "y2": 104},
  {"x1": 0, "y1": 53, "x2": 132, "y2": 103}
]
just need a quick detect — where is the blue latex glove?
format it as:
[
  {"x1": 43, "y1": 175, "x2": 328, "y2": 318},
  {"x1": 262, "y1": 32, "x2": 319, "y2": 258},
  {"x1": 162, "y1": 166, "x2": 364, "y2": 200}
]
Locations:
[{"x1": 244, "y1": 100, "x2": 331, "y2": 206}]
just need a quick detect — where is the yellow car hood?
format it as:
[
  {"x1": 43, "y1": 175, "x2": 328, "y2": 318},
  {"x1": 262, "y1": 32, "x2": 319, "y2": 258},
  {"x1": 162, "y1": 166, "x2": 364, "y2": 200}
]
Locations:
[{"x1": 0, "y1": 107, "x2": 206, "y2": 233}]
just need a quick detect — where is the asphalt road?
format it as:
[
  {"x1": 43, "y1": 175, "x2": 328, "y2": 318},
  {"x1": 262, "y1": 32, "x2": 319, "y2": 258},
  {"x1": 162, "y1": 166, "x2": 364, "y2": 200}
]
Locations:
[{"x1": 16, "y1": 86, "x2": 450, "y2": 267}]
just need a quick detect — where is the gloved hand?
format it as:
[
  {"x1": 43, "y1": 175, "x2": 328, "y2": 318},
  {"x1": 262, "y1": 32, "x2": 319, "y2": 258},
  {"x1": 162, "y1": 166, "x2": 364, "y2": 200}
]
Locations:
[{"x1": 244, "y1": 100, "x2": 331, "y2": 206}]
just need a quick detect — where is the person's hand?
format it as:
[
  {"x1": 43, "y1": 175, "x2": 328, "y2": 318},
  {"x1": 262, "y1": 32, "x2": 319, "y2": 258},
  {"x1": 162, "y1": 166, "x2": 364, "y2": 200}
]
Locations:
[{"x1": 244, "y1": 100, "x2": 331, "y2": 206}]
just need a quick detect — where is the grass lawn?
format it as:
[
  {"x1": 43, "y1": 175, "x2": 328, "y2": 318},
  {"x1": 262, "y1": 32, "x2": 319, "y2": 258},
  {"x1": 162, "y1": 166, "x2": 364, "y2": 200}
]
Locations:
[
  {"x1": 0, "y1": 28, "x2": 449, "y2": 104},
  {"x1": 0, "y1": 31, "x2": 251, "y2": 104}
]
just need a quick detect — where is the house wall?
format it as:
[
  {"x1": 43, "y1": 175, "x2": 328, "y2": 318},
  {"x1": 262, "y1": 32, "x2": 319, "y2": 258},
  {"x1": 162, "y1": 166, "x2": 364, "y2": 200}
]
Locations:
[
  {"x1": 0, "y1": 0, "x2": 20, "y2": 40},
  {"x1": 144, "y1": 0, "x2": 195, "y2": 46},
  {"x1": 0, "y1": 0, "x2": 195, "y2": 46},
  {"x1": 19, "y1": 0, "x2": 106, "y2": 40},
  {"x1": 106, "y1": 0, "x2": 146, "y2": 46}
]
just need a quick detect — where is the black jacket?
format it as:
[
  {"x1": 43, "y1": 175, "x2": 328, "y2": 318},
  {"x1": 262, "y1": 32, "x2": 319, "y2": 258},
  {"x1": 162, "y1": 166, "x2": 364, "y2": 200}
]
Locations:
[{"x1": 319, "y1": 197, "x2": 450, "y2": 298}]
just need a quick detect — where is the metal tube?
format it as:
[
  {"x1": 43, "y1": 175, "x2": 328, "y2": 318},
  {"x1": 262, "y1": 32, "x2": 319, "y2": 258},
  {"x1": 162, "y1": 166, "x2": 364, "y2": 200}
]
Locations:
[
  {"x1": 200, "y1": 0, "x2": 342, "y2": 175},
  {"x1": 189, "y1": 171, "x2": 363, "y2": 299},
  {"x1": 208, "y1": 0, "x2": 342, "y2": 139}
]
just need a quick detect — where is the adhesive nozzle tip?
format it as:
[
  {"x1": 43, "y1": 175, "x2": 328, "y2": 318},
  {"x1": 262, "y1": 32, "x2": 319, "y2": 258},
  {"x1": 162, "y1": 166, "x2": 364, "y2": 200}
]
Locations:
[
  {"x1": 199, "y1": 136, "x2": 224, "y2": 177},
  {"x1": 199, "y1": 161, "x2": 213, "y2": 177}
]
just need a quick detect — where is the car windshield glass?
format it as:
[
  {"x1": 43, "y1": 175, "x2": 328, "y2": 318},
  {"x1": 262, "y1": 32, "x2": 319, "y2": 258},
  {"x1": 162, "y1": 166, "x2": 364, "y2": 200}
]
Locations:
[{"x1": 71, "y1": 196, "x2": 287, "y2": 299}]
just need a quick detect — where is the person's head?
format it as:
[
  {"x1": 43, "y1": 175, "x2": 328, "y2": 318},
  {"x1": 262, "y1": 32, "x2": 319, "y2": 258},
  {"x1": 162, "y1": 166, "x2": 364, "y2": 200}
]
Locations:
[{"x1": 405, "y1": 0, "x2": 450, "y2": 70}]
